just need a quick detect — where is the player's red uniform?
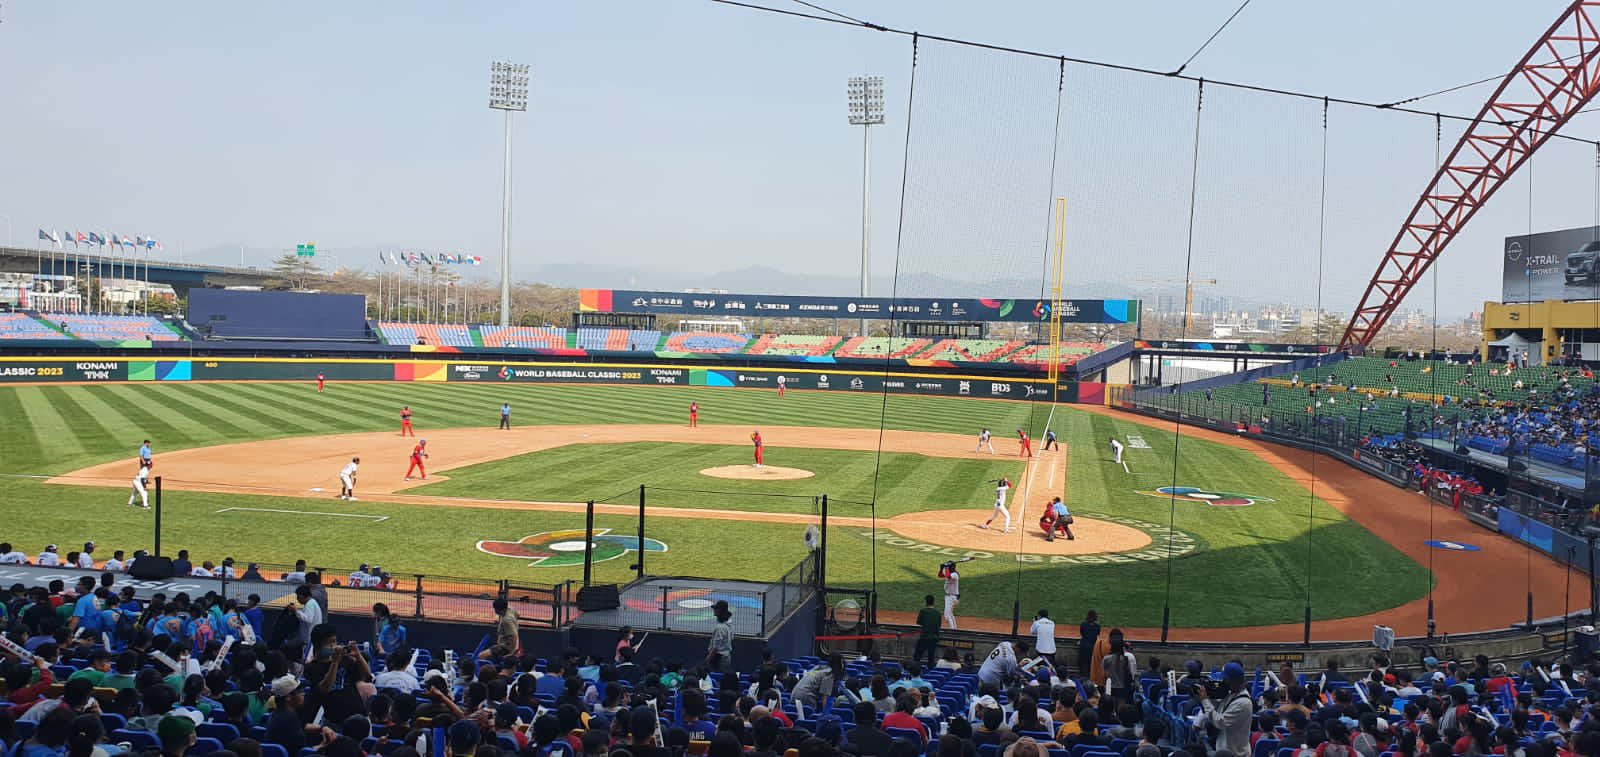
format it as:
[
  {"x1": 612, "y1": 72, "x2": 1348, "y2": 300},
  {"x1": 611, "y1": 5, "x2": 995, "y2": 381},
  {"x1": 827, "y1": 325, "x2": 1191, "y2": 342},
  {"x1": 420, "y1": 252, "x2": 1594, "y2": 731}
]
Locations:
[
  {"x1": 777, "y1": 379, "x2": 785, "y2": 398},
  {"x1": 752, "y1": 432, "x2": 764, "y2": 466},
  {"x1": 689, "y1": 402, "x2": 699, "y2": 428},
  {"x1": 1017, "y1": 430, "x2": 1033, "y2": 458},
  {"x1": 405, "y1": 441, "x2": 427, "y2": 479},
  {"x1": 400, "y1": 407, "x2": 414, "y2": 437},
  {"x1": 316, "y1": 373, "x2": 325, "y2": 393}
]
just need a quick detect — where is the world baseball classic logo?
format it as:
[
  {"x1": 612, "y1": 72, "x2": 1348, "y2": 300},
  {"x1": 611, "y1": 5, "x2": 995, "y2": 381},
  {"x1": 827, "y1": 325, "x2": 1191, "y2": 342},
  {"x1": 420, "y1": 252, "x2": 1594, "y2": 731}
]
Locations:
[
  {"x1": 477, "y1": 529, "x2": 668, "y2": 567},
  {"x1": 1134, "y1": 486, "x2": 1273, "y2": 507}
]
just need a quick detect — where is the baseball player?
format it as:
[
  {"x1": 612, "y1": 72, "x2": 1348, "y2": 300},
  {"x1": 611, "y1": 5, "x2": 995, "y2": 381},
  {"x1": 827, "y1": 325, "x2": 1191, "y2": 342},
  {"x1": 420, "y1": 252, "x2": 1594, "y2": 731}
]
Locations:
[
  {"x1": 399, "y1": 405, "x2": 415, "y2": 437},
  {"x1": 1040, "y1": 497, "x2": 1074, "y2": 541},
  {"x1": 338, "y1": 457, "x2": 360, "y2": 501},
  {"x1": 1043, "y1": 429, "x2": 1059, "y2": 451},
  {"x1": 1017, "y1": 429, "x2": 1033, "y2": 458},
  {"x1": 36, "y1": 545, "x2": 60, "y2": 567},
  {"x1": 777, "y1": 375, "x2": 786, "y2": 398},
  {"x1": 138, "y1": 439, "x2": 153, "y2": 470},
  {"x1": 980, "y1": 476, "x2": 1012, "y2": 532},
  {"x1": 316, "y1": 372, "x2": 326, "y2": 393},
  {"x1": 939, "y1": 559, "x2": 970, "y2": 630},
  {"x1": 405, "y1": 440, "x2": 429, "y2": 480},
  {"x1": 689, "y1": 401, "x2": 699, "y2": 428},
  {"x1": 751, "y1": 430, "x2": 764, "y2": 467},
  {"x1": 499, "y1": 402, "x2": 512, "y2": 430},
  {"x1": 1109, "y1": 436, "x2": 1125, "y2": 464},
  {"x1": 976, "y1": 428, "x2": 994, "y2": 454},
  {"x1": 128, "y1": 463, "x2": 151, "y2": 509}
]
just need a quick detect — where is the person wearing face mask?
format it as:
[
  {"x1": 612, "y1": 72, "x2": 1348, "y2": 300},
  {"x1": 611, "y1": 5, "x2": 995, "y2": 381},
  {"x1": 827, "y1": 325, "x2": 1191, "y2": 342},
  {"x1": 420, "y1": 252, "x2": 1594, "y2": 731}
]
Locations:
[{"x1": 302, "y1": 624, "x2": 374, "y2": 725}]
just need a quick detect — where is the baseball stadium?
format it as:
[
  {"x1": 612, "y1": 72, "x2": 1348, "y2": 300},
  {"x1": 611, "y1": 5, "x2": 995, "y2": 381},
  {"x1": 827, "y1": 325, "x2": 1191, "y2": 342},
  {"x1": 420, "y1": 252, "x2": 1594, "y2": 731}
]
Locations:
[{"x1": 4, "y1": 4, "x2": 1600, "y2": 757}]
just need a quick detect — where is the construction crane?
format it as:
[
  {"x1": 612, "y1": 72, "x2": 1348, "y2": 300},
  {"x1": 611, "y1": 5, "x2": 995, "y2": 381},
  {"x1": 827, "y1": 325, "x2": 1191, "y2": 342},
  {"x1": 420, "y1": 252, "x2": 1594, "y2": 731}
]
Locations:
[{"x1": 1134, "y1": 277, "x2": 1217, "y2": 334}]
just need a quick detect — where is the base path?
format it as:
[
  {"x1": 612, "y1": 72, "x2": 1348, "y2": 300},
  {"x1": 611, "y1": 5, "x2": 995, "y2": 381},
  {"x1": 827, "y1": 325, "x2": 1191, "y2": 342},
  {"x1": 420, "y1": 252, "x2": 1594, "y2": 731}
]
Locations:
[{"x1": 53, "y1": 424, "x2": 1004, "y2": 498}]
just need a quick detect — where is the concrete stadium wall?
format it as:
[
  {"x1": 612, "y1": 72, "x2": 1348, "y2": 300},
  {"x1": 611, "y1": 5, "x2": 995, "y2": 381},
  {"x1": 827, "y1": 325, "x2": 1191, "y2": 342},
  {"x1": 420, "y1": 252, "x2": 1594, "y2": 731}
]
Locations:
[{"x1": 0, "y1": 355, "x2": 1115, "y2": 403}]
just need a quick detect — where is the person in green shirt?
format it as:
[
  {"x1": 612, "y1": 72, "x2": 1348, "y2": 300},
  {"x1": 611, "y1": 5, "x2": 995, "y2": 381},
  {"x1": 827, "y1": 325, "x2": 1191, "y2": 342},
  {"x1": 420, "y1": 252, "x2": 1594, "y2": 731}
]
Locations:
[
  {"x1": 100, "y1": 651, "x2": 140, "y2": 691},
  {"x1": 914, "y1": 594, "x2": 941, "y2": 669},
  {"x1": 66, "y1": 650, "x2": 113, "y2": 686}
]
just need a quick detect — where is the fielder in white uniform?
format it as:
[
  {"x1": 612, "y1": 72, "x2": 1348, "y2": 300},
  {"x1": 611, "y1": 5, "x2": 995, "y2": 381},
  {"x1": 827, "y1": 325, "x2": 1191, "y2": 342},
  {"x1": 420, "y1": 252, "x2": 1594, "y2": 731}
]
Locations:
[
  {"x1": 976, "y1": 428, "x2": 995, "y2": 454},
  {"x1": 339, "y1": 457, "x2": 360, "y2": 501},
  {"x1": 128, "y1": 464, "x2": 151, "y2": 509},
  {"x1": 943, "y1": 566, "x2": 960, "y2": 629},
  {"x1": 1109, "y1": 437, "x2": 1125, "y2": 464},
  {"x1": 981, "y1": 477, "x2": 1012, "y2": 532}
]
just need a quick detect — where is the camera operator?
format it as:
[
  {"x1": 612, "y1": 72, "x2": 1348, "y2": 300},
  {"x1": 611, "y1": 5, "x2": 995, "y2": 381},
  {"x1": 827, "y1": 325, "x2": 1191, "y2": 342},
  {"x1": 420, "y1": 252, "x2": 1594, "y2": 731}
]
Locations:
[{"x1": 1193, "y1": 662, "x2": 1254, "y2": 757}]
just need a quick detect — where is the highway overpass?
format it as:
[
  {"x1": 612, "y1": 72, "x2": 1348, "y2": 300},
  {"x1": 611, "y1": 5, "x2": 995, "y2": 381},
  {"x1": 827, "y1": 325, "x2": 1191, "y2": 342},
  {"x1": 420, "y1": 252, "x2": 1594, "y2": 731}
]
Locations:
[{"x1": 0, "y1": 246, "x2": 278, "y2": 295}]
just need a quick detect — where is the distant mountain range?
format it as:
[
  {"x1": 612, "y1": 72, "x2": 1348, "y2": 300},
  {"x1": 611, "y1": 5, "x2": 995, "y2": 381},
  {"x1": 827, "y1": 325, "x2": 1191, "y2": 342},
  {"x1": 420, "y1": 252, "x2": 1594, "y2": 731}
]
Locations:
[{"x1": 180, "y1": 243, "x2": 1290, "y2": 310}]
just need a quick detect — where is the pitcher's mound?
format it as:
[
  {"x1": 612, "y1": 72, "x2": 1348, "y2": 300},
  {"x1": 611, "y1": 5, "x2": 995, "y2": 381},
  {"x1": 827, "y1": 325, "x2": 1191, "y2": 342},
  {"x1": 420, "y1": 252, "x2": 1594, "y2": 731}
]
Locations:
[
  {"x1": 885, "y1": 509, "x2": 1152, "y2": 555},
  {"x1": 700, "y1": 465, "x2": 815, "y2": 481}
]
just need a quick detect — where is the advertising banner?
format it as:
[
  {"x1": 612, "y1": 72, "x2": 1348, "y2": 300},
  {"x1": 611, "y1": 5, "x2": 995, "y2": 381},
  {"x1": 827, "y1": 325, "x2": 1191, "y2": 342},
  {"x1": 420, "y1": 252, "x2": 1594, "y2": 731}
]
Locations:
[
  {"x1": 445, "y1": 363, "x2": 683, "y2": 385},
  {"x1": 684, "y1": 368, "x2": 1055, "y2": 400},
  {"x1": 1503, "y1": 226, "x2": 1600, "y2": 303},
  {"x1": 0, "y1": 360, "x2": 125, "y2": 383},
  {"x1": 579, "y1": 289, "x2": 1138, "y2": 324}
]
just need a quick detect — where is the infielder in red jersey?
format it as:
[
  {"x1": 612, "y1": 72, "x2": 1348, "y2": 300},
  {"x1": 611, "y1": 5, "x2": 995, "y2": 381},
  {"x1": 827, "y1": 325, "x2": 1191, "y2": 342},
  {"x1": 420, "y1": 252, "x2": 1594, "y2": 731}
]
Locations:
[
  {"x1": 751, "y1": 430, "x2": 763, "y2": 467},
  {"x1": 689, "y1": 401, "x2": 699, "y2": 428},
  {"x1": 400, "y1": 405, "x2": 415, "y2": 436},
  {"x1": 1017, "y1": 428, "x2": 1033, "y2": 458},
  {"x1": 405, "y1": 439, "x2": 429, "y2": 480},
  {"x1": 316, "y1": 373, "x2": 325, "y2": 393}
]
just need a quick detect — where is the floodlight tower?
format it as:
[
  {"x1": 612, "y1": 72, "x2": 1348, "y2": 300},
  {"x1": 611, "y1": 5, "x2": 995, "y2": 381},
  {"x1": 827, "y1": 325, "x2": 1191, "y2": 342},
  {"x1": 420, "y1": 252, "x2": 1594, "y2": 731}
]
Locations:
[
  {"x1": 847, "y1": 76, "x2": 884, "y2": 336},
  {"x1": 489, "y1": 61, "x2": 530, "y2": 327}
]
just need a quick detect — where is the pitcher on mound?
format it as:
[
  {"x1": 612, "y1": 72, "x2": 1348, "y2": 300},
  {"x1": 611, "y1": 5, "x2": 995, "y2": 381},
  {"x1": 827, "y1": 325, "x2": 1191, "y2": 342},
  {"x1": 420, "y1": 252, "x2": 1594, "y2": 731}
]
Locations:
[{"x1": 751, "y1": 430, "x2": 764, "y2": 467}]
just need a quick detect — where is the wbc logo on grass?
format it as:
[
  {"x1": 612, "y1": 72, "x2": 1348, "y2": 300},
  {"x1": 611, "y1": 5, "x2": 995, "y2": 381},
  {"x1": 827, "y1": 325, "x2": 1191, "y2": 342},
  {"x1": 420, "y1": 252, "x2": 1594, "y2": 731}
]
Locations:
[
  {"x1": 477, "y1": 529, "x2": 668, "y2": 568},
  {"x1": 1134, "y1": 486, "x2": 1273, "y2": 507}
]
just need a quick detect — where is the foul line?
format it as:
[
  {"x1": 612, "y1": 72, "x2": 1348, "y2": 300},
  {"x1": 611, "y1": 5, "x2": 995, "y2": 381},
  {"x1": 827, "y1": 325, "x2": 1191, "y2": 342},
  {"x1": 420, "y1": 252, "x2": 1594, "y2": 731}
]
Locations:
[{"x1": 215, "y1": 507, "x2": 390, "y2": 523}]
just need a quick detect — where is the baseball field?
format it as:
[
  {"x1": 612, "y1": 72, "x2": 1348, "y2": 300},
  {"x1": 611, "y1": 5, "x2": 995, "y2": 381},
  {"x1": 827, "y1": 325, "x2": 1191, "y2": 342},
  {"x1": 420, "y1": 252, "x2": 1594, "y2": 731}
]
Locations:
[{"x1": 0, "y1": 377, "x2": 1574, "y2": 639}]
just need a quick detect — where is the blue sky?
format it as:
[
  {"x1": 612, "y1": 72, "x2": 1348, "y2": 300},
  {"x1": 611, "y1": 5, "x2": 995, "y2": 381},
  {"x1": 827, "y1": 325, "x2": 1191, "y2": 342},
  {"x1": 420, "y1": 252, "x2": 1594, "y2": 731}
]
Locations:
[{"x1": 0, "y1": 1, "x2": 1593, "y2": 318}]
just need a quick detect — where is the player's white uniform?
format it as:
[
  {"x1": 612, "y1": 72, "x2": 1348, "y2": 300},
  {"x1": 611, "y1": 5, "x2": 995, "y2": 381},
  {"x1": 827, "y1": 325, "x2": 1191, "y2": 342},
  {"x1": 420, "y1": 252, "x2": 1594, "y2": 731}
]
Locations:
[
  {"x1": 340, "y1": 461, "x2": 359, "y2": 500},
  {"x1": 1110, "y1": 438, "x2": 1125, "y2": 464},
  {"x1": 977, "y1": 430, "x2": 994, "y2": 453},
  {"x1": 943, "y1": 569, "x2": 960, "y2": 630},
  {"x1": 984, "y1": 481, "x2": 1012, "y2": 531},
  {"x1": 129, "y1": 466, "x2": 150, "y2": 508},
  {"x1": 36, "y1": 551, "x2": 59, "y2": 567}
]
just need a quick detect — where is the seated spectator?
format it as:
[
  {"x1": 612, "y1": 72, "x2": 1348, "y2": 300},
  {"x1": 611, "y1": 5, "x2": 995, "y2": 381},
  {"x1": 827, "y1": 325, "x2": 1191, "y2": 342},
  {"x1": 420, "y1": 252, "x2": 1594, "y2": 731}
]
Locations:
[
  {"x1": 881, "y1": 693, "x2": 929, "y2": 742},
  {"x1": 843, "y1": 701, "x2": 893, "y2": 756}
]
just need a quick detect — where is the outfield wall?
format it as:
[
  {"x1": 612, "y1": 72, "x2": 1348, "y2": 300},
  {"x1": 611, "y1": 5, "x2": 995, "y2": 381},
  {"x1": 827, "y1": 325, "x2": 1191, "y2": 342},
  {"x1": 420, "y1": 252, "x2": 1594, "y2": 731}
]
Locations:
[{"x1": 0, "y1": 355, "x2": 1115, "y2": 403}]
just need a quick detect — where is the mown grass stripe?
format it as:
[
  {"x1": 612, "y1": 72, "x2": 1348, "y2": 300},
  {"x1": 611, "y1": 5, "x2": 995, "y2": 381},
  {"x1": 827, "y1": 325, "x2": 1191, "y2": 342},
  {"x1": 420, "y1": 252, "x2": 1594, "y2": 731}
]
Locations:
[
  {"x1": 223, "y1": 383, "x2": 355, "y2": 430},
  {"x1": 180, "y1": 384, "x2": 319, "y2": 436},
  {"x1": 72, "y1": 385, "x2": 191, "y2": 448},
  {"x1": 102, "y1": 384, "x2": 249, "y2": 443},
  {"x1": 36, "y1": 387, "x2": 119, "y2": 468},
  {"x1": 0, "y1": 388, "x2": 47, "y2": 472}
]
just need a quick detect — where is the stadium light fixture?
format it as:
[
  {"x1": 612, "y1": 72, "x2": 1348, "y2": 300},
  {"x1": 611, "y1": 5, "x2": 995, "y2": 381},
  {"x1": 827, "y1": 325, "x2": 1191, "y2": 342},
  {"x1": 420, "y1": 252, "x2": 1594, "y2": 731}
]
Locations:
[
  {"x1": 489, "y1": 61, "x2": 530, "y2": 327},
  {"x1": 847, "y1": 76, "x2": 884, "y2": 336}
]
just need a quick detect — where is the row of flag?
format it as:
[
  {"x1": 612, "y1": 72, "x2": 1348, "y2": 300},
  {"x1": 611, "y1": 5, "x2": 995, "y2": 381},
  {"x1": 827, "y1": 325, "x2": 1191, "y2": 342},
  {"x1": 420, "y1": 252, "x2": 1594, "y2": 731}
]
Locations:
[
  {"x1": 378, "y1": 251, "x2": 482, "y2": 266},
  {"x1": 38, "y1": 229, "x2": 161, "y2": 252}
]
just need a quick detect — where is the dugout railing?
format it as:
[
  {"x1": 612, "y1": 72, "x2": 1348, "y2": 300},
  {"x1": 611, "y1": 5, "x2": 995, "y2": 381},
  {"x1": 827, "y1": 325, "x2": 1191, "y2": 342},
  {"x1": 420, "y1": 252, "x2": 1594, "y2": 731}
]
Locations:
[{"x1": 217, "y1": 561, "x2": 574, "y2": 629}]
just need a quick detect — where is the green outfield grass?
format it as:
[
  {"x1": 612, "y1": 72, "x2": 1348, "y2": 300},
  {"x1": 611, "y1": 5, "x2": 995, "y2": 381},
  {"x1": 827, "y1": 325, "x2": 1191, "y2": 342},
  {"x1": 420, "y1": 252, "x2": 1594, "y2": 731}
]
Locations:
[
  {"x1": 0, "y1": 381, "x2": 1432, "y2": 628},
  {"x1": 412, "y1": 443, "x2": 1025, "y2": 516}
]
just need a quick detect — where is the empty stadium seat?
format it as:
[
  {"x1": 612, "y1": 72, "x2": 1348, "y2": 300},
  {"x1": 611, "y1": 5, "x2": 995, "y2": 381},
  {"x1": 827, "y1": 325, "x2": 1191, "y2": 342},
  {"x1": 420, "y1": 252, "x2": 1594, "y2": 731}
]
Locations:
[
  {"x1": 377, "y1": 322, "x2": 473, "y2": 347},
  {"x1": 53, "y1": 315, "x2": 181, "y2": 341},
  {"x1": 0, "y1": 312, "x2": 63, "y2": 339},
  {"x1": 480, "y1": 325, "x2": 568, "y2": 349}
]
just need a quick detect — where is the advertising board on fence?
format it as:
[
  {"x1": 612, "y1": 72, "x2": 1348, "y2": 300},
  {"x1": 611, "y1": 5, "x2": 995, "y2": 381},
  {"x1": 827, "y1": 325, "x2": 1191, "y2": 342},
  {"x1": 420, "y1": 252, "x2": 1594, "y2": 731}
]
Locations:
[
  {"x1": 0, "y1": 357, "x2": 1114, "y2": 403},
  {"x1": 579, "y1": 289, "x2": 1138, "y2": 325}
]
